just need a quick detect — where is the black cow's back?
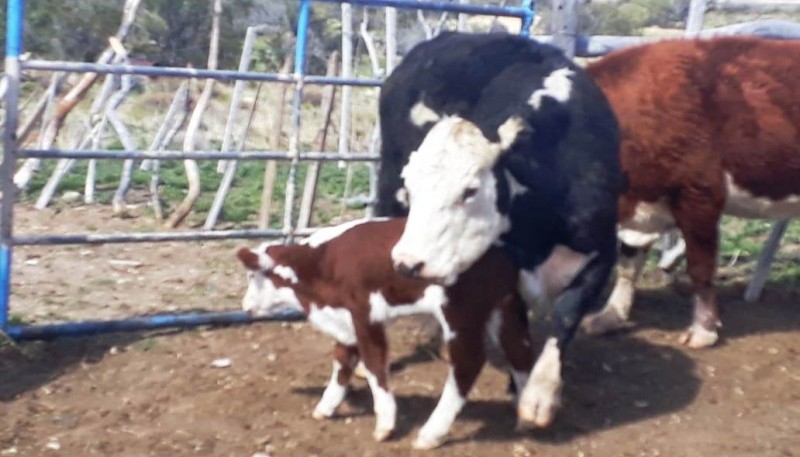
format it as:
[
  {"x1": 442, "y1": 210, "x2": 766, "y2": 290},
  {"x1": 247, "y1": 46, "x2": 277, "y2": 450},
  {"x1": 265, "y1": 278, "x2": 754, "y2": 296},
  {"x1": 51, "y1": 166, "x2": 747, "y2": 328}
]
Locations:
[{"x1": 376, "y1": 32, "x2": 570, "y2": 217}]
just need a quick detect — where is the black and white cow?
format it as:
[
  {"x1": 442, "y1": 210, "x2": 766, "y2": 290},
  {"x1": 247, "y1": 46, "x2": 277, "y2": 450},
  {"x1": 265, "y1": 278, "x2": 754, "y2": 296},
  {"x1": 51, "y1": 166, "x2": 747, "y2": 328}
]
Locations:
[{"x1": 377, "y1": 32, "x2": 622, "y2": 427}]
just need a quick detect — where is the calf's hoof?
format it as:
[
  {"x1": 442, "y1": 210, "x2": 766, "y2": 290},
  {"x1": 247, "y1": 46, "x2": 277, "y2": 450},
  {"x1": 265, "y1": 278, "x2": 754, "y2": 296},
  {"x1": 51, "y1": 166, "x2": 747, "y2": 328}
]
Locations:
[
  {"x1": 373, "y1": 427, "x2": 393, "y2": 442},
  {"x1": 680, "y1": 323, "x2": 719, "y2": 349},
  {"x1": 581, "y1": 308, "x2": 634, "y2": 336},
  {"x1": 353, "y1": 361, "x2": 368, "y2": 380},
  {"x1": 412, "y1": 433, "x2": 445, "y2": 450}
]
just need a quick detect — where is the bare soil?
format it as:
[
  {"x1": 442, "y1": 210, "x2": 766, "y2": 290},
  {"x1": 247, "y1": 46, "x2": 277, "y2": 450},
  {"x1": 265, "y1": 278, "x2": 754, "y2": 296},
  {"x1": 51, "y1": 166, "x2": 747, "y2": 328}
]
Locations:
[{"x1": 2, "y1": 204, "x2": 800, "y2": 457}]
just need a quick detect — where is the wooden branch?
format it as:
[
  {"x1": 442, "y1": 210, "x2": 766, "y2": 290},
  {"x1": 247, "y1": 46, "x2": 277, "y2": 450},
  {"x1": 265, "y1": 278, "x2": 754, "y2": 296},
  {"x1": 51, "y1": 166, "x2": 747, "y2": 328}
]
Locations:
[
  {"x1": 417, "y1": 10, "x2": 434, "y2": 39},
  {"x1": 360, "y1": 11, "x2": 382, "y2": 77},
  {"x1": 166, "y1": 0, "x2": 222, "y2": 228},
  {"x1": 298, "y1": 51, "x2": 339, "y2": 229},
  {"x1": 204, "y1": 25, "x2": 269, "y2": 229},
  {"x1": 36, "y1": 67, "x2": 119, "y2": 208},
  {"x1": 108, "y1": 81, "x2": 138, "y2": 215},
  {"x1": 258, "y1": 55, "x2": 293, "y2": 229},
  {"x1": 13, "y1": 0, "x2": 142, "y2": 191},
  {"x1": 149, "y1": 88, "x2": 190, "y2": 220}
]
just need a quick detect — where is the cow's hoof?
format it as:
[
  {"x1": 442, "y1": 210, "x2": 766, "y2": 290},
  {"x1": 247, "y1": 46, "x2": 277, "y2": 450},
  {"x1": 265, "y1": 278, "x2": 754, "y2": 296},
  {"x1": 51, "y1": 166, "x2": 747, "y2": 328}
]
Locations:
[
  {"x1": 581, "y1": 308, "x2": 633, "y2": 336},
  {"x1": 680, "y1": 323, "x2": 719, "y2": 349},
  {"x1": 517, "y1": 387, "x2": 561, "y2": 428},
  {"x1": 373, "y1": 427, "x2": 393, "y2": 442},
  {"x1": 311, "y1": 408, "x2": 332, "y2": 420},
  {"x1": 412, "y1": 433, "x2": 444, "y2": 450}
]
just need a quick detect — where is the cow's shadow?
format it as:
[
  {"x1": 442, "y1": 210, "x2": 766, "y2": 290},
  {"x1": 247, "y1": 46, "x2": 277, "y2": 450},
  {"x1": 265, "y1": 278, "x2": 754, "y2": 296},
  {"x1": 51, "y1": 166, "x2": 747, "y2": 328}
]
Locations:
[
  {"x1": 291, "y1": 331, "x2": 700, "y2": 447},
  {"x1": 620, "y1": 266, "x2": 800, "y2": 341},
  {"x1": 0, "y1": 327, "x2": 182, "y2": 402}
]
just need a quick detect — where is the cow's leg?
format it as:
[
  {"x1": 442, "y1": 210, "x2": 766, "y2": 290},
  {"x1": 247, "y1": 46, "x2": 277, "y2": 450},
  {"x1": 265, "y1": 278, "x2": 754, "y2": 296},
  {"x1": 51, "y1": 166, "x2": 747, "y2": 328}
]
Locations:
[
  {"x1": 672, "y1": 196, "x2": 723, "y2": 348},
  {"x1": 518, "y1": 254, "x2": 613, "y2": 427},
  {"x1": 355, "y1": 323, "x2": 396, "y2": 442},
  {"x1": 313, "y1": 343, "x2": 359, "y2": 420},
  {"x1": 414, "y1": 322, "x2": 486, "y2": 450},
  {"x1": 582, "y1": 242, "x2": 651, "y2": 335}
]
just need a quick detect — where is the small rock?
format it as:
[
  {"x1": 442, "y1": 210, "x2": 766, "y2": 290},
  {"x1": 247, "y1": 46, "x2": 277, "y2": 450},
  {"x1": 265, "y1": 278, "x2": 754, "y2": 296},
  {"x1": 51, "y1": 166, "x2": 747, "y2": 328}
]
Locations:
[
  {"x1": 109, "y1": 346, "x2": 119, "y2": 355},
  {"x1": 1, "y1": 447, "x2": 18, "y2": 455},
  {"x1": 252, "y1": 453, "x2": 271, "y2": 457},
  {"x1": 211, "y1": 358, "x2": 232, "y2": 368},
  {"x1": 513, "y1": 444, "x2": 532, "y2": 456},
  {"x1": 267, "y1": 353, "x2": 277, "y2": 362},
  {"x1": 24, "y1": 259, "x2": 39, "y2": 266},
  {"x1": 768, "y1": 347, "x2": 779, "y2": 355},
  {"x1": 45, "y1": 438, "x2": 60, "y2": 451},
  {"x1": 633, "y1": 400, "x2": 649, "y2": 408},
  {"x1": 61, "y1": 191, "x2": 81, "y2": 203}
]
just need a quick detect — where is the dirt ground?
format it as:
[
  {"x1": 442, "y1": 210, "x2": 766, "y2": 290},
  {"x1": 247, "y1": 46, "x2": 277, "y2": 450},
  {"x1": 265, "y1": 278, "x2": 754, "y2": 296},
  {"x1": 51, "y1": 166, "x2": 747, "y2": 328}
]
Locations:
[{"x1": 2, "y1": 205, "x2": 800, "y2": 457}]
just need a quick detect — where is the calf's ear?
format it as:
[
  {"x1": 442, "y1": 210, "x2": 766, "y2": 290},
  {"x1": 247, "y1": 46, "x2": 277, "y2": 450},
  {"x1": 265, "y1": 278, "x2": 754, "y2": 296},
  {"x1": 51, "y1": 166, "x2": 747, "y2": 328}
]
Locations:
[{"x1": 236, "y1": 247, "x2": 262, "y2": 271}]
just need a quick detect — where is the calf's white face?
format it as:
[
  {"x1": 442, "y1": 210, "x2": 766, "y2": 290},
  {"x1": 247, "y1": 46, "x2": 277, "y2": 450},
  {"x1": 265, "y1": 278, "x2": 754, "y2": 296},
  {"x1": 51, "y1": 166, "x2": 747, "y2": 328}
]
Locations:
[
  {"x1": 391, "y1": 116, "x2": 526, "y2": 284},
  {"x1": 237, "y1": 245, "x2": 303, "y2": 316}
]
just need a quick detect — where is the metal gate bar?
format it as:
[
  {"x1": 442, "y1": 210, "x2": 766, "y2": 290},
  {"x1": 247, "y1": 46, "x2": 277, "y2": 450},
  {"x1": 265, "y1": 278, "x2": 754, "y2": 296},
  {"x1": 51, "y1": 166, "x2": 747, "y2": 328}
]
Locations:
[{"x1": 0, "y1": 0, "x2": 536, "y2": 340}]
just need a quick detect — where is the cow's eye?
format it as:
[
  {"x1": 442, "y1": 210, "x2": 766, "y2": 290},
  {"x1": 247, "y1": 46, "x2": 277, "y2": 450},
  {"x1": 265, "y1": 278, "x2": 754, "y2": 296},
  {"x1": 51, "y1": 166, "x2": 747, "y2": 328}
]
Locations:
[{"x1": 461, "y1": 187, "x2": 479, "y2": 203}]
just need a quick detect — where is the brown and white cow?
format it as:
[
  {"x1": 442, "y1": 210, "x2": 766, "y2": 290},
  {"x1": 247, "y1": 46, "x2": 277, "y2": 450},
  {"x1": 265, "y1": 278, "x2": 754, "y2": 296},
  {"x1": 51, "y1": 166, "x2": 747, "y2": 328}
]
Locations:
[
  {"x1": 236, "y1": 218, "x2": 535, "y2": 450},
  {"x1": 582, "y1": 36, "x2": 800, "y2": 347}
]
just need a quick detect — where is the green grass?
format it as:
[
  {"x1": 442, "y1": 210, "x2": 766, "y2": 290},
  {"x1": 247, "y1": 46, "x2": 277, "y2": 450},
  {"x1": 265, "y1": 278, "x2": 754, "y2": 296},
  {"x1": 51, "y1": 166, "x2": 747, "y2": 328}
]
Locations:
[{"x1": 22, "y1": 159, "x2": 372, "y2": 227}]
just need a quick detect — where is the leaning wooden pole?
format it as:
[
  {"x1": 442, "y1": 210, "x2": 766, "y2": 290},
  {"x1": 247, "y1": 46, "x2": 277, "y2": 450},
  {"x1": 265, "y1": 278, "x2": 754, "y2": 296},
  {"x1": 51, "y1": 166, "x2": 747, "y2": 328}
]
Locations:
[
  {"x1": 297, "y1": 51, "x2": 339, "y2": 229},
  {"x1": 204, "y1": 25, "x2": 269, "y2": 230},
  {"x1": 166, "y1": 0, "x2": 222, "y2": 228},
  {"x1": 13, "y1": 0, "x2": 142, "y2": 191},
  {"x1": 257, "y1": 55, "x2": 293, "y2": 229}
]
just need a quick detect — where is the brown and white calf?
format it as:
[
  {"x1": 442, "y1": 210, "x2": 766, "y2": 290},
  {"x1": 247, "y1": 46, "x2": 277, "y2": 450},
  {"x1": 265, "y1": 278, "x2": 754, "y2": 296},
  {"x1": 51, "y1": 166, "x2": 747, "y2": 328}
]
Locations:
[
  {"x1": 583, "y1": 36, "x2": 800, "y2": 347},
  {"x1": 236, "y1": 218, "x2": 535, "y2": 449}
]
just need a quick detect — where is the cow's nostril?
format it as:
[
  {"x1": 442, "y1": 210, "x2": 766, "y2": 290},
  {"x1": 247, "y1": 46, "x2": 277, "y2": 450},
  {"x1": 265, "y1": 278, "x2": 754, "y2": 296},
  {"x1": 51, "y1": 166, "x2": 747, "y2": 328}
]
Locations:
[{"x1": 396, "y1": 261, "x2": 425, "y2": 278}]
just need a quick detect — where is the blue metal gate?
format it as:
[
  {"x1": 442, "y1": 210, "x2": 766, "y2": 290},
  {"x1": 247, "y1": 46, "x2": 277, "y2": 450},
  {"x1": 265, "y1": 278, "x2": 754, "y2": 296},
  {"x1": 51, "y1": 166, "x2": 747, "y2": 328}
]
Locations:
[{"x1": 0, "y1": 0, "x2": 535, "y2": 340}]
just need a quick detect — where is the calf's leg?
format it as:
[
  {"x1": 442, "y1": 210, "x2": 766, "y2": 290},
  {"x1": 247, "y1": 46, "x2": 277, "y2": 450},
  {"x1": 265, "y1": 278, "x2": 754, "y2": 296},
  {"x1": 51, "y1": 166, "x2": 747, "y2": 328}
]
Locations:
[
  {"x1": 414, "y1": 324, "x2": 486, "y2": 450},
  {"x1": 496, "y1": 297, "x2": 535, "y2": 404},
  {"x1": 313, "y1": 343, "x2": 359, "y2": 419},
  {"x1": 355, "y1": 322, "x2": 397, "y2": 442}
]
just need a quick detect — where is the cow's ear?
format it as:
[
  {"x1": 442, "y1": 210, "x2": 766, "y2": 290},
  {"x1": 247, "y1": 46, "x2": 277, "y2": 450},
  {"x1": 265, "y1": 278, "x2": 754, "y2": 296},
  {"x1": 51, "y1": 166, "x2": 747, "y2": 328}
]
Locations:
[{"x1": 237, "y1": 247, "x2": 262, "y2": 271}]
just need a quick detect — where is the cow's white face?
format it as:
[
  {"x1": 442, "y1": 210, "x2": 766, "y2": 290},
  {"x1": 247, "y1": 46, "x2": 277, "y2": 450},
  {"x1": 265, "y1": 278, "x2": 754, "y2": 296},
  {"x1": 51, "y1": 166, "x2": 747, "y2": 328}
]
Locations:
[
  {"x1": 237, "y1": 245, "x2": 303, "y2": 316},
  {"x1": 391, "y1": 116, "x2": 527, "y2": 284}
]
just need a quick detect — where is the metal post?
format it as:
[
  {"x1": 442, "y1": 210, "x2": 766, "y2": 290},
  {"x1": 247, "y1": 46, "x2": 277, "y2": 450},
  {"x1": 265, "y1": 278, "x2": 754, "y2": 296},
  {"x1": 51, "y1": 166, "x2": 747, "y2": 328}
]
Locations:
[
  {"x1": 744, "y1": 219, "x2": 790, "y2": 303},
  {"x1": 520, "y1": 0, "x2": 535, "y2": 37},
  {"x1": 685, "y1": 0, "x2": 708, "y2": 36},
  {"x1": 551, "y1": 0, "x2": 578, "y2": 58},
  {"x1": 1, "y1": 0, "x2": 25, "y2": 331},
  {"x1": 283, "y1": 0, "x2": 311, "y2": 242}
]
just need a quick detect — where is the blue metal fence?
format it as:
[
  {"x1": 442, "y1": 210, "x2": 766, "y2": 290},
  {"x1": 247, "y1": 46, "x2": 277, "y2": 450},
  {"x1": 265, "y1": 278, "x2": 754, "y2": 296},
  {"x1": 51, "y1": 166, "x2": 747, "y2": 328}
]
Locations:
[{"x1": 0, "y1": 0, "x2": 536, "y2": 341}]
